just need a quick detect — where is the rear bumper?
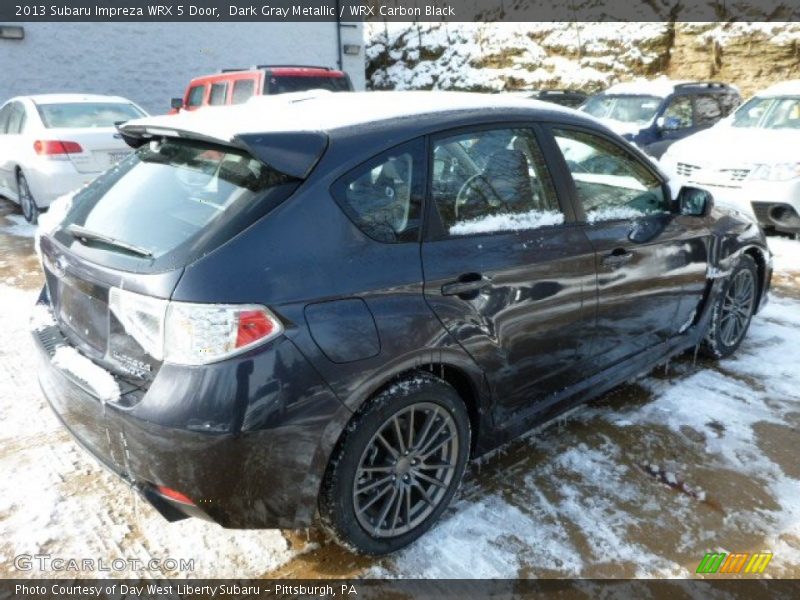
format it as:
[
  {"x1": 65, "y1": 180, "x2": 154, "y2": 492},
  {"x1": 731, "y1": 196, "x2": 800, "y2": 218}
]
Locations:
[{"x1": 32, "y1": 299, "x2": 351, "y2": 529}]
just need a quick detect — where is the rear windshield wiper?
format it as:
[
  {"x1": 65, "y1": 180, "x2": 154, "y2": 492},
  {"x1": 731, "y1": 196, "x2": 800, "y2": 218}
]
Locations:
[{"x1": 66, "y1": 224, "x2": 153, "y2": 258}]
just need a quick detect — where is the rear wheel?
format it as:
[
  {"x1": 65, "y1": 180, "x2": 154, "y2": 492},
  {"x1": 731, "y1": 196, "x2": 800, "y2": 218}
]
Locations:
[
  {"x1": 701, "y1": 255, "x2": 758, "y2": 359},
  {"x1": 319, "y1": 373, "x2": 470, "y2": 555},
  {"x1": 17, "y1": 171, "x2": 39, "y2": 224}
]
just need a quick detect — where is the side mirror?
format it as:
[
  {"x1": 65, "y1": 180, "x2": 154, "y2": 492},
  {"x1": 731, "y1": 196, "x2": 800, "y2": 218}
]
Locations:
[
  {"x1": 678, "y1": 186, "x2": 714, "y2": 217},
  {"x1": 170, "y1": 97, "x2": 184, "y2": 110},
  {"x1": 655, "y1": 116, "x2": 666, "y2": 129}
]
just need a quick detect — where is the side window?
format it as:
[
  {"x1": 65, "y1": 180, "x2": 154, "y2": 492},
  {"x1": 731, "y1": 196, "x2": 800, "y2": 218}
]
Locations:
[
  {"x1": 553, "y1": 128, "x2": 669, "y2": 223},
  {"x1": 209, "y1": 82, "x2": 228, "y2": 106},
  {"x1": 232, "y1": 79, "x2": 256, "y2": 105},
  {"x1": 0, "y1": 104, "x2": 12, "y2": 134},
  {"x1": 186, "y1": 85, "x2": 205, "y2": 108},
  {"x1": 6, "y1": 104, "x2": 25, "y2": 134},
  {"x1": 332, "y1": 139, "x2": 424, "y2": 243},
  {"x1": 431, "y1": 128, "x2": 562, "y2": 236},
  {"x1": 719, "y1": 92, "x2": 741, "y2": 117},
  {"x1": 694, "y1": 95, "x2": 722, "y2": 126},
  {"x1": 662, "y1": 96, "x2": 693, "y2": 129}
]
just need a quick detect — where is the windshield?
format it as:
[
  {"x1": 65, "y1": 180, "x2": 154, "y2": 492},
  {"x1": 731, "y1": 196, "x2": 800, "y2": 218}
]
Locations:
[
  {"x1": 581, "y1": 95, "x2": 662, "y2": 125},
  {"x1": 732, "y1": 96, "x2": 800, "y2": 129},
  {"x1": 59, "y1": 138, "x2": 297, "y2": 269},
  {"x1": 268, "y1": 75, "x2": 351, "y2": 94},
  {"x1": 37, "y1": 102, "x2": 145, "y2": 128}
]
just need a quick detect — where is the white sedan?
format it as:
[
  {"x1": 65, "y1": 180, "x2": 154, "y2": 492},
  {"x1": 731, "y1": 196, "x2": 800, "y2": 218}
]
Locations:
[
  {"x1": 0, "y1": 94, "x2": 147, "y2": 223},
  {"x1": 660, "y1": 80, "x2": 800, "y2": 234}
]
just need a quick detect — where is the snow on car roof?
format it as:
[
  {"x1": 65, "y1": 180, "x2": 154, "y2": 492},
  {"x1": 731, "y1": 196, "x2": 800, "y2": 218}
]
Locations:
[
  {"x1": 602, "y1": 78, "x2": 689, "y2": 98},
  {"x1": 121, "y1": 90, "x2": 576, "y2": 143},
  {"x1": 756, "y1": 80, "x2": 800, "y2": 97},
  {"x1": 25, "y1": 93, "x2": 134, "y2": 105}
]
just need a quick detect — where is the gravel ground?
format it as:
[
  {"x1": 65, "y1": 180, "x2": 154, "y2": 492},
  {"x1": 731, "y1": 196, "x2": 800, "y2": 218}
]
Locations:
[{"x1": 0, "y1": 196, "x2": 798, "y2": 579}]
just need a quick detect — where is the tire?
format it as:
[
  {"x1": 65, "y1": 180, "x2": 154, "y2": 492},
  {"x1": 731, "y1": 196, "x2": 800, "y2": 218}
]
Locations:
[
  {"x1": 319, "y1": 373, "x2": 470, "y2": 555},
  {"x1": 700, "y1": 255, "x2": 758, "y2": 359},
  {"x1": 17, "y1": 171, "x2": 39, "y2": 224}
]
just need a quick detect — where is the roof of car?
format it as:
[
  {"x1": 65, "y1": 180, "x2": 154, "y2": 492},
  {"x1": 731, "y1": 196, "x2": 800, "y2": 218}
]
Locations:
[
  {"x1": 601, "y1": 79, "x2": 737, "y2": 99},
  {"x1": 122, "y1": 90, "x2": 580, "y2": 141},
  {"x1": 22, "y1": 93, "x2": 134, "y2": 105},
  {"x1": 756, "y1": 80, "x2": 800, "y2": 97}
]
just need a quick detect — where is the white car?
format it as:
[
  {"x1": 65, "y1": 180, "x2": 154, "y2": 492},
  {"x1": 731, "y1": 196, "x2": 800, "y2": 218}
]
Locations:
[
  {"x1": 660, "y1": 81, "x2": 800, "y2": 234},
  {"x1": 0, "y1": 94, "x2": 147, "y2": 223}
]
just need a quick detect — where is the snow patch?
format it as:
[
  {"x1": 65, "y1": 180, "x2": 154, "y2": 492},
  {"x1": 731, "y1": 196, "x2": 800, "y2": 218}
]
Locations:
[
  {"x1": 30, "y1": 303, "x2": 56, "y2": 332},
  {"x1": 35, "y1": 191, "x2": 75, "y2": 258},
  {"x1": 51, "y1": 346, "x2": 120, "y2": 403},
  {"x1": 2, "y1": 214, "x2": 37, "y2": 238},
  {"x1": 449, "y1": 209, "x2": 564, "y2": 236}
]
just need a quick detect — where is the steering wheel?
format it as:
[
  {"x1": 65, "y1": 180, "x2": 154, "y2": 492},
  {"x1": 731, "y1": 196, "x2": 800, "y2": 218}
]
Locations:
[{"x1": 455, "y1": 173, "x2": 509, "y2": 220}]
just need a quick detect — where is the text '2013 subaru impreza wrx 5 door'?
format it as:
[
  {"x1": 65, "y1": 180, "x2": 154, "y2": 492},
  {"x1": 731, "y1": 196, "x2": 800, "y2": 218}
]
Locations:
[{"x1": 32, "y1": 91, "x2": 771, "y2": 555}]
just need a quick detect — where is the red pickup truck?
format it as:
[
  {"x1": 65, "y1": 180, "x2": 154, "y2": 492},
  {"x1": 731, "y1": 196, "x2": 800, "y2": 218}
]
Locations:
[{"x1": 170, "y1": 65, "x2": 353, "y2": 113}]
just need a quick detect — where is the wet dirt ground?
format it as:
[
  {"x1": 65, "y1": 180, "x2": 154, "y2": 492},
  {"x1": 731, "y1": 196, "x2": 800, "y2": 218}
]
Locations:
[{"x1": 1, "y1": 196, "x2": 799, "y2": 579}]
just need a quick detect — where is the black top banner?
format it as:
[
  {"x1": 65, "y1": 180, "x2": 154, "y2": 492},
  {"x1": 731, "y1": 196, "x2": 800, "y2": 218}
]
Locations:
[{"x1": 2, "y1": 0, "x2": 800, "y2": 22}]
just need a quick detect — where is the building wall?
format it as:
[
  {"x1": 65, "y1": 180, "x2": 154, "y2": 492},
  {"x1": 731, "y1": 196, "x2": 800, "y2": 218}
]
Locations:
[{"x1": 0, "y1": 22, "x2": 365, "y2": 114}]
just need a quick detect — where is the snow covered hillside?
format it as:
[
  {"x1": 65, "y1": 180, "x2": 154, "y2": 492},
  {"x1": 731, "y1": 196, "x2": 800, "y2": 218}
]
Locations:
[{"x1": 366, "y1": 23, "x2": 800, "y2": 97}]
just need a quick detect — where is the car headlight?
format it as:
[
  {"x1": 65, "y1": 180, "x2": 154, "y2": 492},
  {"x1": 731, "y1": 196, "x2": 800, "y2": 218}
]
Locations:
[{"x1": 749, "y1": 162, "x2": 800, "y2": 181}]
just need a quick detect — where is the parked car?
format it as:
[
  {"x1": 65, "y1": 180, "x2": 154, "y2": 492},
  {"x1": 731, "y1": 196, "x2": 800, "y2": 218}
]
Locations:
[
  {"x1": 170, "y1": 65, "x2": 354, "y2": 113},
  {"x1": 660, "y1": 80, "x2": 800, "y2": 236},
  {"x1": 32, "y1": 91, "x2": 771, "y2": 555},
  {"x1": 580, "y1": 80, "x2": 741, "y2": 159},
  {"x1": 0, "y1": 94, "x2": 147, "y2": 223},
  {"x1": 508, "y1": 89, "x2": 589, "y2": 108}
]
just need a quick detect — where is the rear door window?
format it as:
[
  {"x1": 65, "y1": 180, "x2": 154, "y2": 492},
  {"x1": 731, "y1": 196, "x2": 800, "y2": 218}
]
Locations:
[
  {"x1": 209, "y1": 82, "x2": 228, "y2": 106},
  {"x1": 332, "y1": 139, "x2": 424, "y2": 243},
  {"x1": 232, "y1": 79, "x2": 256, "y2": 104},
  {"x1": 57, "y1": 139, "x2": 299, "y2": 271},
  {"x1": 186, "y1": 85, "x2": 205, "y2": 108},
  {"x1": 431, "y1": 128, "x2": 561, "y2": 236},
  {"x1": 5, "y1": 103, "x2": 25, "y2": 134}
]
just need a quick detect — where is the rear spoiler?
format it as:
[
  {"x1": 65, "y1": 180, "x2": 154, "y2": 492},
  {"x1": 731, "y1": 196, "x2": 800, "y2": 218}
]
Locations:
[{"x1": 116, "y1": 123, "x2": 328, "y2": 179}]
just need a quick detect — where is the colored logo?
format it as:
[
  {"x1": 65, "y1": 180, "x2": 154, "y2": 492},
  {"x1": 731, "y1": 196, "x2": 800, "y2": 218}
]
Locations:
[{"x1": 696, "y1": 552, "x2": 772, "y2": 574}]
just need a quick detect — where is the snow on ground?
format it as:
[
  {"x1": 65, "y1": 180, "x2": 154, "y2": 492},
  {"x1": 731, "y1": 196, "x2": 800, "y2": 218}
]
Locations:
[
  {"x1": 1, "y1": 196, "x2": 799, "y2": 578},
  {"x1": 2, "y1": 214, "x2": 36, "y2": 238}
]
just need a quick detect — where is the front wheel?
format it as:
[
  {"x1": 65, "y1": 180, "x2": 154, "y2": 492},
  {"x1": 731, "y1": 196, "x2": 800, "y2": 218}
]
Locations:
[
  {"x1": 319, "y1": 373, "x2": 470, "y2": 555},
  {"x1": 701, "y1": 255, "x2": 758, "y2": 359},
  {"x1": 17, "y1": 171, "x2": 39, "y2": 224}
]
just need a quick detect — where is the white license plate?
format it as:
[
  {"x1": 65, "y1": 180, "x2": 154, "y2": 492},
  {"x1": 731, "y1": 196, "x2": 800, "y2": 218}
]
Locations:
[{"x1": 107, "y1": 151, "x2": 131, "y2": 166}]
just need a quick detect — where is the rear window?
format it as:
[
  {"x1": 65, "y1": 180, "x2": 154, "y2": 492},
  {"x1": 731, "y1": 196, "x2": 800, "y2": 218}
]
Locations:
[
  {"x1": 268, "y1": 75, "x2": 351, "y2": 94},
  {"x1": 57, "y1": 138, "x2": 299, "y2": 271},
  {"x1": 37, "y1": 102, "x2": 144, "y2": 128}
]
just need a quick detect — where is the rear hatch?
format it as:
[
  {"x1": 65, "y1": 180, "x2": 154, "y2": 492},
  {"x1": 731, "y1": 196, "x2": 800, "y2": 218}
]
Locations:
[{"x1": 39, "y1": 134, "x2": 306, "y2": 386}]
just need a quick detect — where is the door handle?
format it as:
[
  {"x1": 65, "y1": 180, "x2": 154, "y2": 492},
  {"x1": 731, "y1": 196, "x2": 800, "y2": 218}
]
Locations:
[
  {"x1": 602, "y1": 248, "x2": 634, "y2": 267},
  {"x1": 441, "y1": 274, "x2": 492, "y2": 297}
]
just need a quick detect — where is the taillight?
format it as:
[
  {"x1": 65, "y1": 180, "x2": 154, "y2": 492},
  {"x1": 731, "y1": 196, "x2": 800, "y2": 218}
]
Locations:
[
  {"x1": 108, "y1": 287, "x2": 283, "y2": 366},
  {"x1": 33, "y1": 140, "x2": 83, "y2": 156},
  {"x1": 156, "y1": 485, "x2": 195, "y2": 505}
]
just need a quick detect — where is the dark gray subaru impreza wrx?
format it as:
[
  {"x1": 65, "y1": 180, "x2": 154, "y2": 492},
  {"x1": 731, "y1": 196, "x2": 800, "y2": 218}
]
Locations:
[{"x1": 31, "y1": 91, "x2": 771, "y2": 554}]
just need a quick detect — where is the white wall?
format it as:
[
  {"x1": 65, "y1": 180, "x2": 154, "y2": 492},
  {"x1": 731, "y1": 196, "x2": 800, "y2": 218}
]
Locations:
[{"x1": 0, "y1": 22, "x2": 365, "y2": 114}]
